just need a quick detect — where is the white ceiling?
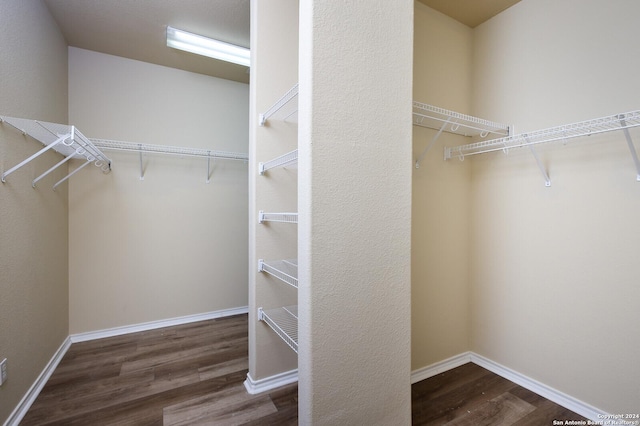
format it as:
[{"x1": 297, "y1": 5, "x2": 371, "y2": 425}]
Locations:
[
  {"x1": 417, "y1": 0, "x2": 522, "y2": 28},
  {"x1": 43, "y1": 0, "x2": 250, "y2": 84},
  {"x1": 43, "y1": 0, "x2": 519, "y2": 85}
]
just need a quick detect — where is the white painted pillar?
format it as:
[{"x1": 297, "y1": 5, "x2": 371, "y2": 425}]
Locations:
[{"x1": 298, "y1": 1, "x2": 414, "y2": 424}]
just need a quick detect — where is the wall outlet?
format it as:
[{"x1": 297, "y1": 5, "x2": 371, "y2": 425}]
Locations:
[{"x1": 0, "y1": 358, "x2": 7, "y2": 386}]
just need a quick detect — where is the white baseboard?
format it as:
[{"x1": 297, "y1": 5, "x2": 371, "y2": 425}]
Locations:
[
  {"x1": 70, "y1": 306, "x2": 248, "y2": 343},
  {"x1": 3, "y1": 337, "x2": 72, "y2": 426},
  {"x1": 410, "y1": 352, "x2": 472, "y2": 384},
  {"x1": 469, "y1": 353, "x2": 605, "y2": 422},
  {"x1": 243, "y1": 370, "x2": 298, "y2": 395}
]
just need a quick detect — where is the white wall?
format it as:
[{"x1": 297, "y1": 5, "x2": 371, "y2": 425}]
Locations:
[
  {"x1": 298, "y1": 1, "x2": 414, "y2": 424},
  {"x1": 412, "y1": 2, "x2": 473, "y2": 371},
  {"x1": 470, "y1": 0, "x2": 640, "y2": 413},
  {"x1": 0, "y1": 1, "x2": 69, "y2": 423},
  {"x1": 68, "y1": 48, "x2": 249, "y2": 333}
]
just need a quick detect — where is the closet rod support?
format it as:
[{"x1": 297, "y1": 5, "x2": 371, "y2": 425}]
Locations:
[
  {"x1": 32, "y1": 151, "x2": 76, "y2": 188},
  {"x1": 138, "y1": 145, "x2": 145, "y2": 180},
  {"x1": 1, "y1": 134, "x2": 70, "y2": 183},
  {"x1": 526, "y1": 137, "x2": 551, "y2": 187},
  {"x1": 206, "y1": 152, "x2": 211, "y2": 184},
  {"x1": 416, "y1": 117, "x2": 451, "y2": 169},
  {"x1": 619, "y1": 115, "x2": 640, "y2": 181},
  {"x1": 53, "y1": 159, "x2": 91, "y2": 191}
]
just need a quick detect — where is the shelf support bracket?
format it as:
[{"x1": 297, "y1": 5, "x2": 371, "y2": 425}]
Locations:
[
  {"x1": 53, "y1": 159, "x2": 91, "y2": 191},
  {"x1": 526, "y1": 137, "x2": 551, "y2": 187},
  {"x1": 1, "y1": 133, "x2": 70, "y2": 183},
  {"x1": 206, "y1": 151, "x2": 212, "y2": 184},
  {"x1": 415, "y1": 117, "x2": 451, "y2": 169},
  {"x1": 619, "y1": 115, "x2": 640, "y2": 181},
  {"x1": 32, "y1": 151, "x2": 76, "y2": 188},
  {"x1": 138, "y1": 144, "x2": 145, "y2": 180}
]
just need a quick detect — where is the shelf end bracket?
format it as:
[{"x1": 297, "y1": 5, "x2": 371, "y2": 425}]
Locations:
[
  {"x1": 527, "y1": 138, "x2": 551, "y2": 187},
  {"x1": 619, "y1": 115, "x2": 640, "y2": 181},
  {"x1": 416, "y1": 117, "x2": 451, "y2": 169}
]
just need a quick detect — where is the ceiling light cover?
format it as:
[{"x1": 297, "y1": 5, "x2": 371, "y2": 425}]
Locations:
[{"x1": 166, "y1": 26, "x2": 250, "y2": 67}]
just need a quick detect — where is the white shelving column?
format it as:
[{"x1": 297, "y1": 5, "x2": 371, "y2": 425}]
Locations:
[{"x1": 246, "y1": 0, "x2": 299, "y2": 395}]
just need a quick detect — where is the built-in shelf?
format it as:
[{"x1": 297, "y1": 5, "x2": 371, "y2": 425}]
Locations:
[
  {"x1": 259, "y1": 149, "x2": 298, "y2": 175},
  {"x1": 258, "y1": 259, "x2": 298, "y2": 288},
  {"x1": 258, "y1": 305, "x2": 298, "y2": 353},
  {"x1": 444, "y1": 109, "x2": 640, "y2": 186},
  {"x1": 259, "y1": 84, "x2": 299, "y2": 126},
  {"x1": 412, "y1": 102, "x2": 510, "y2": 168},
  {"x1": 258, "y1": 211, "x2": 298, "y2": 224},
  {"x1": 0, "y1": 115, "x2": 111, "y2": 189}
]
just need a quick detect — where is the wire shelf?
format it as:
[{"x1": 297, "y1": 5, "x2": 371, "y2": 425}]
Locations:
[
  {"x1": 258, "y1": 211, "x2": 298, "y2": 224},
  {"x1": 444, "y1": 110, "x2": 640, "y2": 160},
  {"x1": 1, "y1": 116, "x2": 111, "y2": 167},
  {"x1": 258, "y1": 305, "x2": 298, "y2": 353},
  {"x1": 1, "y1": 116, "x2": 111, "y2": 188},
  {"x1": 412, "y1": 102, "x2": 510, "y2": 138},
  {"x1": 259, "y1": 149, "x2": 298, "y2": 174},
  {"x1": 91, "y1": 139, "x2": 248, "y2": 161},
  {"x1": 259, "y1": 84, "x2": 299, "y2": 126},
  {"x1": 258, "y1": 259, "x2": 298, "y2": 288}
]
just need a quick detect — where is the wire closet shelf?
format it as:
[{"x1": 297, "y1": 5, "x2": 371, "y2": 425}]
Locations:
[
  {"x1": 258, "y1": 211, "x2": 298, "y2": 224},
  {"x1": 1, "y1": 116, "x2": 111, "y2": 188},
  {"x1": 258, "y1": 259, "x2": 298, "y2": 288},
  {"x1": 90, "y1": 139, "x2": 248, "y2": 161},
  {"x1": 413, "y1": 102, "x2": 510, "y2": 138},
  {"x1": 444, "y1": 110, "x2": 640, "y2": 161},
  {"x1": 259, "y1": 83, "x2": 299, "y2": 126},
  {"x1": 258, "y1": 305, "x2": 298, "y2": 353},
  {"x1": 91, "y1": 139, "x2": 248, "y2": 183},
  {"x1": 259, "y1": 149, "x2": 298, "y2": 175},
  {"x1": 412, "y1": 102, "x2": 510, "y2": 169}
]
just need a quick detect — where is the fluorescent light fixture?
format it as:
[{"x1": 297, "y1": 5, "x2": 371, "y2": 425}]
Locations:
[{"x1": 166, "y1": 26, "x2": 250, "y2": 67}]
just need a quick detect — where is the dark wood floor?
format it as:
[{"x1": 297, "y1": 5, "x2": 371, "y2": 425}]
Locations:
[
  {"x1": 21, "y1": 314, "x2": 587, "y2": 425},
  {"x1": 20, "y1": 314, "x2": 297, "y2": 425},
  {"x1": 412, "y1": 362, "x2": 588, "y2": 425}
]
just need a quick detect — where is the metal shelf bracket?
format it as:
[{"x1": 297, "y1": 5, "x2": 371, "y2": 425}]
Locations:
[
  {"x1": 619, "y1": 114, "x2": 640, "y2": 181},
  {"x1": 415, "y1": 117, "x2": 451, "y2": 169},
  {"x1": 525, "y1": 136, "x2": 551, "y2": 187},
  {"x1": 1, "y1": 133, "x2": 71, "y2": 183}
]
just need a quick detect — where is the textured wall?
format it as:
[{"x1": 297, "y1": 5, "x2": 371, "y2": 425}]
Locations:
[
  {"x1": 412, "y1": 2, "x2": 473, "y2": 371},
  {"x1": 68, "y1": 48, "x2": 249, "y2": 333},
  {"x1": 0, "y1": 1, "x2": 69, "y2": 423},
  {"x1": 298, "y1": 1, "x2": 414, "y2": 424},
  {"x1": 470, "y1": 0, "x2": 640, "y2": 413}
]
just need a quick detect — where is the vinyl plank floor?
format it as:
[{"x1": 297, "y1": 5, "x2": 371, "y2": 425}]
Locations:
[{"x1": 21, "y1": 314, "x2": 588, "y2": 425}]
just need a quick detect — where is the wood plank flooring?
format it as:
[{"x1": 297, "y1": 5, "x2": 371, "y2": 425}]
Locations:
[
  {"x1": 20, "y1": 314, "x2": 297, "y2": 425},
  {"x1": 412, "y1": 362, "x2": 589, "y2": 425},
  {"x1": 21, "y1": 314, "x2": 587, "y2": 425}
]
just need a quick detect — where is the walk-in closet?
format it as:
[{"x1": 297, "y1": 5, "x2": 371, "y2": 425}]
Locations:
[{"x1": 2, "y1": 1, "x2": 639, "y2": 425}]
